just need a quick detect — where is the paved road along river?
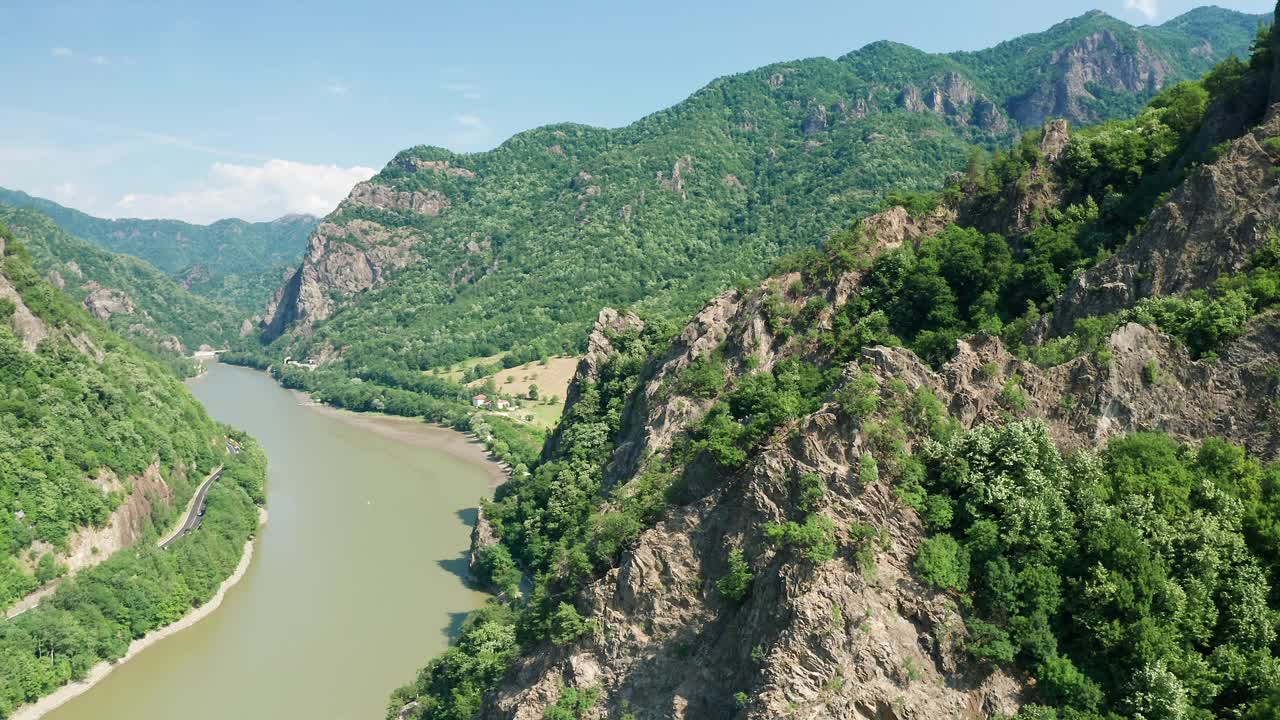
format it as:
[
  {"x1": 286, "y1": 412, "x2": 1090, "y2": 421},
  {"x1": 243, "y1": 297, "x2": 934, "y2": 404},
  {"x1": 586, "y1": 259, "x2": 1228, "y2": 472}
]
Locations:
[{"x1": 44, "y1": 361, "x2": 492, "y2": 720}]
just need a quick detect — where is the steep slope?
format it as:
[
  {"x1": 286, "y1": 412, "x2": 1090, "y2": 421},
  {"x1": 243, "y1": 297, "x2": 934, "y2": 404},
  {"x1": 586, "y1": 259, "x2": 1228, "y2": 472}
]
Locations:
[
  {"x1": 389, "y1": 18, "x2": 1280, "y2": 720},
  {"x1": 0, "y1": 221, "x2": 266, "y2": 716},
  {"x1": 261, "y1": 8, "x2": 1266, "y2": 382},
  {"x1": 0, "y1": 187, "x2": 316, "y2": 314},
  {"x1": 0, "y1": 206, "x2": 242, "y2": 362}
]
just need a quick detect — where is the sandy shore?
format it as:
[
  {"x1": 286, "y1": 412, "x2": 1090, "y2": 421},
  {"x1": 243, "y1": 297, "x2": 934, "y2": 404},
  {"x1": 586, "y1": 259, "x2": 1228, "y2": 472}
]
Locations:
[
  {"x1": 293, "y1": 390, "x2": 510, "y2": 490},
  {"x1": 9, "y1": 508, "x2": 268, "y2": 720}
]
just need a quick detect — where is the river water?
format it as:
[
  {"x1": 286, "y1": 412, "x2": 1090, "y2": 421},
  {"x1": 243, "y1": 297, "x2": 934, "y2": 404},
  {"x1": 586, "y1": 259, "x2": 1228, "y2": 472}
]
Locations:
[{"x1": 44, "y1": 362, "x2": 492, "y2": 720}]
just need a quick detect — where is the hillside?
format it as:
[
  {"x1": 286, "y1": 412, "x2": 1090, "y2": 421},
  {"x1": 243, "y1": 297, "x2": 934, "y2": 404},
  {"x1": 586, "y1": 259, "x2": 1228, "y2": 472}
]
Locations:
[
  {"x1": 259, "y1": 7, "x2": 1267, "y2": 390},
  {"x1": 0, "y1": 188, "x2": 315, "y2": 314},
  {"x1": 388, "y1": 14, "x2": 1280, "y2": 720},
  {"x1": 0, "y1": 221, "x2": 266, "y2": 715},
  {"x1": 0, "y1": 206, "x2": 242, "y2": 364}
]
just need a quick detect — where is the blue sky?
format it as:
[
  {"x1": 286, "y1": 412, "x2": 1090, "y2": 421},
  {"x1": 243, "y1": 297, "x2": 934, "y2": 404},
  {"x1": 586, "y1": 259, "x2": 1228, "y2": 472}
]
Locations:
[{"x1": 0, "y1": 0, "x2": 1272, "y2": 223}]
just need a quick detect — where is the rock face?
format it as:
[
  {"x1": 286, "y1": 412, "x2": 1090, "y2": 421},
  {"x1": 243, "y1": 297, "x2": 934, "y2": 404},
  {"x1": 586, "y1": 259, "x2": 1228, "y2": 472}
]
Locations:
[
  {"x1": 468, "y1": 505, "x2": 502, "y2": 590},
  {"x1": 262, "y1": 178, "x2": 455, "y2": 340},
  {"x1": 0, "y1": 273, "x2": 49, "y2": 352},
  {"x1": 896, "y1": 73, "x2": 1012, "y2": 133},
  {"x1": 802, "y1": 100, "x2": 829, "y2": 135},
  {"x1": 399, "y1": 157, "x2": 477, "y2": 179},
  {"x1": 958, "y1": 119, "x2": 1071, "y2": 240},
  {"x1": 346, "y1": 181, "x2": 450, "y2": 217},
  {"x1": 58, "y1": 462, "x2": 176, "y2": 573},
  {"x1": 82, "y1": 284, "x2": 136, "y2": 321},
  {"x1": 263, "y1": 218, "x2": 427, "y2": 339},
  {"x1": 451, "y1": 83, "x2": 1280, "y2": 713},
  {"x1": 1009, "y1": 27, "x2": 1168, "y2": 126},
  {"x1": 657, "y1": 156, "x2": 694, "y2": 197},
  {"x1": 544, "y1": 308, "x2": 646, "y2": 461},
  {"x1": 1046, "y1": 112, "x2": 1280, "y2": 336},
  {"x1": 474, "y1": 267, "x2": 1280, "y2": 720}
]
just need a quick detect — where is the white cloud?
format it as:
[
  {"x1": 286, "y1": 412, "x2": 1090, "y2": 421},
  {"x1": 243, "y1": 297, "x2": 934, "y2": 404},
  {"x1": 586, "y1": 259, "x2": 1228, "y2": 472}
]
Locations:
[
  {"x1": 325, "y1": 80, "x2": 350, "y2": 96},
  {"x1": 50, "y1": 182, "x2": 79, "y2": 202},
  {"x1": 449, "y1": 113, "x2": 494, "y2": 149},
  {"x1": 51, "y1": 47, "x2": 72, "y2": 57},
  {"x1": 89, "y1": 55, "x2": 109, "y2": 65},
  {"x1": 112, "y1": 159, "x2": 377, "y2": 223},
  {"x1": 1124, "y1": 0, "x2": 1159, "y2": 20},
  {"x1": 442, "y1": 81, "x2": 482, "y2": 101}
]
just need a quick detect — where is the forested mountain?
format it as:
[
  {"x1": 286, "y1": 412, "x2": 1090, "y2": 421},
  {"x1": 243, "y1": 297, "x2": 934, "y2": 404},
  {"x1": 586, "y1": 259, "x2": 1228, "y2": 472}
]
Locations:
[
  {"x1": 259, "y1": 6, "x2": 1266, "y2": 387},
  {"x1": 0, "y1": 221, "x2": 266, "y2": 715},
  {"x1": 0, "y1": 206, "x2": 242, "y2": 366},
  {"x1": 0, "y1": 188, "x2": 315, "y2": 314},
  {"x1": 389, "y1": 11, "x2": 1280, "y2": 719}
]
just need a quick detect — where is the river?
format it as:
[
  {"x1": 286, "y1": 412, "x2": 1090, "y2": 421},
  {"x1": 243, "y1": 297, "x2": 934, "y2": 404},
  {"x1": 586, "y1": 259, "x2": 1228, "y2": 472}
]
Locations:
[{"x1": 44, "y1": 362, "x2": 493, "y2": 720}]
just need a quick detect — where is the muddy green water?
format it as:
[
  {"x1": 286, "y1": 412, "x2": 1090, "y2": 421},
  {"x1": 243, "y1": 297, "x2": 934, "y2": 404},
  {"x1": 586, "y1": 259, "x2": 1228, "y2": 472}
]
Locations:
[{"x1": 45, "y1": 362, "x2": 491, "y2": 720}]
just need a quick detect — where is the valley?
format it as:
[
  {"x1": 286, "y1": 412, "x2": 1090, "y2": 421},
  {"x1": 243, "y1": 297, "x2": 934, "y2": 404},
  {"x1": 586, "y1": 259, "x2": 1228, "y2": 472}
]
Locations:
[
  {"x1": 36, "y1": 362, "x2": 494, "y2": 720},
  {"x1": 4, "y1": 3, "x2": 1280, "y2": 720}
]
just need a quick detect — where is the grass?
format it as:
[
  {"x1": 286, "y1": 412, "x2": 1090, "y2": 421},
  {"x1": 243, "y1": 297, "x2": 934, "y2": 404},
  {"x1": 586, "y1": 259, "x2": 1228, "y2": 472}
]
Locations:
[
  {"x1": 447, "y1": 355, "x2": 581, "y2": 429},
  {"x1": 435, "y1": 353, "x2": 505, "y2": 383}
]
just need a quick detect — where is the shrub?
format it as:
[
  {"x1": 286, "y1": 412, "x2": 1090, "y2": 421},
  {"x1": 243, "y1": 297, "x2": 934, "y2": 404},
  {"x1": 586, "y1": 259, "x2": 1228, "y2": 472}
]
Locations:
[
  {"x1": 1142, "y1": 359, "x2": 1160, "y2": 385},
  {"x1": 543, "y1": 686, "x2": 599, "y2": 720},
  {"x1": 548, "y1": 603, "x2": 592, "y2": 646},
  {"x1": 915, "y1": 534, "x2": 969, "y2": 591},
  {"x1": 795, "y1": 472, "x2": 826, "y2": 512},
  {"x1": 765, "y1": 515, "x2": 838, "y2": 564},
  {"x1": 834, "y1": 368, "x2": 880, "y2": 418},
  {"x1": 677, "y1": 353, "x2": 726, "y2": 399},
  {"x1": 716, "y1": 548, "x2": 753, "y2": 602},
  {"x1": 474, "y1": 543, "x2": 522, "y2": 598}
]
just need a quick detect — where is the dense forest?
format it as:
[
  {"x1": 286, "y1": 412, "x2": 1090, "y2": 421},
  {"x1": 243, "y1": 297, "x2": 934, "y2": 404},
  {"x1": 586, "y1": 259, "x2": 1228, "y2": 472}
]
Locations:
[
  {"x1": 388, "y1": 19, "x2": 1280, "y2": 718},
  {"x1": 263, "y1": 7, "x2": 1266, "y2": 393},
  {"x1": 0, "y1": 206, "x2": 243, "y2": 365},
  {"x1": 0, "y1": 221, "x2": 267, "y2": 716},
  {"x1": 0, "y1": 434, "x2": 265, "y2": 716},
  {"x1": 0, "y1": 187, "x2": 314, "y2": 314}
]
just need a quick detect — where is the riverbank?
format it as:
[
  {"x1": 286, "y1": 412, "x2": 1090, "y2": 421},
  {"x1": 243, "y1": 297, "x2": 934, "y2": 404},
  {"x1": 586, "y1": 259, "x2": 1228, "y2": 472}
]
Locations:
[
  {"x1": 293, "y1": 391, "x2": 509, "y2": 490},
  {"x1": 9, "y1": 508, "x2": 268, "y2": 720}
]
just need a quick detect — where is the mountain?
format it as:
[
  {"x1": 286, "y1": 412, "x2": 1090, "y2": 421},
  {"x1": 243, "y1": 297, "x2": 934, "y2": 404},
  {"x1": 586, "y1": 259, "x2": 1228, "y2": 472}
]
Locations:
[
  {"x1": 0, "y1": 220, "x2": 266, "y2": 715},
  {"x1": 0, "y1": 206, "x2": 243, "y2": 363},
  {"x1": 258, "y1": 7, "x2": 1267, "y2": 384},
  {"x1": 389, "y1": 12, "x2": 1280, "y2": 719},
  {"x1": 0, "y1": 188, "x2": 316, "y2": 314}
]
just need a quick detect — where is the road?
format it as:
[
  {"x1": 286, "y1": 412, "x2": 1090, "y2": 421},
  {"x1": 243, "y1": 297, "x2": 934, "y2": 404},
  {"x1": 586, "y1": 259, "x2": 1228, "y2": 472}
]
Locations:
[
  {"x1": 159, "y1": 466, "x2": 224, "y2": 549},
  {"x1": 6, "y1": 466, "x2": 226, "y2": 620}
]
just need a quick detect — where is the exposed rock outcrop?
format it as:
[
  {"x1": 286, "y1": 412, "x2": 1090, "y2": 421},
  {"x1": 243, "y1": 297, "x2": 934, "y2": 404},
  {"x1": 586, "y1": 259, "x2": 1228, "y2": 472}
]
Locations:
[
  {"x1": 958, "y1": 119, "x2": 1071, "y2": 240},
  {"x1": 657, "y1": 156, "x2": 694, "y2": 197},
  {"x1": 544, "y1": 308, "x2": 645, "y2": 462},
  {"x1": 346, "y1": 181, "x2": 450, "y2": 217},
  {"x1": 1045, "y1": 112, "x2": 1280, "y2": 336},
  {"x1": 897, "y1": 73, "x2": 1011, "y2": 133},
  {"x1": 82, "y1": 283, "x2": 136, "y2": 321},
  {"x1": 1009, "y1": 27, "x2": 1168, "y2": 126},
  {"x1": 400, "y1": 157, "x2": 477, "y2": 179},
  {"x1": 802, "y1": 100, "x2": 829, "y2": 135},
  {"x1": 0, "y1": 272, "x2": 48, "y2": 351},
  {"x1": 263, "y1": 219, "x2": 426, "y2": 338}
]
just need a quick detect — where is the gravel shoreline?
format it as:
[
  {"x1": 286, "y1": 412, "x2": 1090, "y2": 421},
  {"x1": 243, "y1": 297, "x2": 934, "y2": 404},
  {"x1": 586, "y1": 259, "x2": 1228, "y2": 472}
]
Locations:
[
  {"x1": 9, "y1": 508, "x2": 268, "y2": 720},
  {"x1": 293, "y1": 391, "x2": 510, "y2": 490}
]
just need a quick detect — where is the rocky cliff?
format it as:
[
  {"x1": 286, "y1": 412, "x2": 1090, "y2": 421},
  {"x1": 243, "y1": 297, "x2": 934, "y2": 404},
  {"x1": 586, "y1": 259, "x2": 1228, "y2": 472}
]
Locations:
[
  {"x1": 467, "y1": 231, "x2": 1280, "y2": 720},
  {"x1": 392, "y1": 24, "x2": 1280, "y2": 717},
  {"x1": 1046, "y1": 112, "x2": 1280, "y2": 336},
  {"x1": 259, "y1": 9, "x2": 1264, "y2": 373}
]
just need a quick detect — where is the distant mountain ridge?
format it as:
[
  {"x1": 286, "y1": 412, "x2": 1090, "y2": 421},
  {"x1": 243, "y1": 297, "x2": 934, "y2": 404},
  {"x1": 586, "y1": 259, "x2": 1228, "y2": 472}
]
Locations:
[
  {"x1": 0, "y1": 188, "x2": 316, "y2": 314},
  {"x1": 0, "y1": 206, "x2": 243, "y2": 361},
  {"x1": 258, "y1": 7, "x2": 1269, "y2": 381}
]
